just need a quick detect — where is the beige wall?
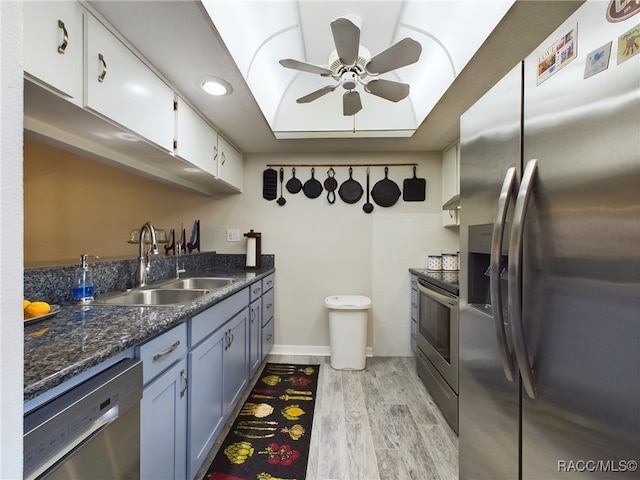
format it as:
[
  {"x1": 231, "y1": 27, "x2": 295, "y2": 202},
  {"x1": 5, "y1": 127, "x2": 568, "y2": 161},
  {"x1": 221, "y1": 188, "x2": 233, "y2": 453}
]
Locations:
[{"x1": 24, "y1": 139, "x2": 459, "y2": 354}]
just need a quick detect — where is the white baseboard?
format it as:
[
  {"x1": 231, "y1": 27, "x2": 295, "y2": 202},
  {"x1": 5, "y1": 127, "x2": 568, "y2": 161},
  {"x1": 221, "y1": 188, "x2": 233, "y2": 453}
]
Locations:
[{"x1": 270, "y1": 344, "x2": 374, "y2": 357}]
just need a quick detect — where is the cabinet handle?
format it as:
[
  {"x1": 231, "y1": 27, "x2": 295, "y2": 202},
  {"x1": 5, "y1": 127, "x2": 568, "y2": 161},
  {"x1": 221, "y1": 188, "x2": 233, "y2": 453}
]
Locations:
[
  {"x1": 153, "y1": 340, "x2": 180, "y2": 361},
  {"x1": 57, "y1": 20, "x2": 68, "y2": 54},
  {"x1": 251, "y1": 308, "x2": 257, "y2": 323},
  {"x1": 266, "y1": 280, "x2": 273, "y2": 287},
  {"x1": 98, "y1": 53, "x2": 108, "y2": 82},
  {"x1": 221, "y1": 151, "x2": 226, "y2": 166},
  {"x1": 180, "y1": 369, "x2": 188, "y2": 398},
  {"x1": 253, "y1": 288, "x2": 260, "y2": 295},
  {"x1": 266, "y1": 334, "x2": 272, "y2": 341},
  {"x1": 224, "y1": 330, "x2": 229, "y2": 350},
  {"x1": 229, "y1": 330, "x2": 234, "y2": 346},
  {"x1": 266, "y1": 303, "x2": 273, "y2": 309},
  {"x1": 213, "y1": 145, "x2": 218, "y2": 161}
]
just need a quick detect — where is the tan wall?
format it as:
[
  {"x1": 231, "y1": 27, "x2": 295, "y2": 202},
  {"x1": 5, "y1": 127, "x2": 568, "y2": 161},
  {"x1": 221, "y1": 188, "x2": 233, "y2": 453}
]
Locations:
[{"x1": 24, "y1": 139, "x2": 459, "y2": 354}]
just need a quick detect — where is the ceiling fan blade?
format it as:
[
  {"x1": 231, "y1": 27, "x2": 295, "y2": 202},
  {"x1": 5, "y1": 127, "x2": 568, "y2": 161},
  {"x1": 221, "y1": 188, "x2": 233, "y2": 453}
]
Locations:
[
  {"x1": 279, "y1": 59, "x2": 334, "y2": 76},
  {"x1": 365, "y1": 79, "x2": 410, "y2": 102},
  {"x1": 296, "y1": 85, "x2": 338, "y2": 104},
  {"x1": 330, "y1": 15, "x2": 361, "y2": 66},
  {"x1": 343, "y1": 90, "x2": 362, "y2": 116},
  {"x1": 365, "y1": 38, "x2": 422, "y2": 75}
]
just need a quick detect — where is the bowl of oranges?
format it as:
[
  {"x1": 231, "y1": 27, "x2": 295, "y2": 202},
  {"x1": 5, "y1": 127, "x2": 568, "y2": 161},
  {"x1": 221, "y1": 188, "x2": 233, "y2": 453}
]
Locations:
[{"x1": 24, "y1": 299, "x2": 59, "y2": 324}]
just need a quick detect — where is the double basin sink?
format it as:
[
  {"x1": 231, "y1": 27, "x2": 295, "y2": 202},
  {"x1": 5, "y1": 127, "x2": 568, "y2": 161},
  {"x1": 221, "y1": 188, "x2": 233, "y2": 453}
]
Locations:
[{"x1": 93, "y1": 277, "x2": 240, "y2": 307}]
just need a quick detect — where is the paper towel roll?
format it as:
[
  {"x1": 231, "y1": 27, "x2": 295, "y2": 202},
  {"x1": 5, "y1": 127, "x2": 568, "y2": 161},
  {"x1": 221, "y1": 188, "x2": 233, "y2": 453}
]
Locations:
[{"x1": 246, "y1": 237, "x2": 256, "y2": 267}]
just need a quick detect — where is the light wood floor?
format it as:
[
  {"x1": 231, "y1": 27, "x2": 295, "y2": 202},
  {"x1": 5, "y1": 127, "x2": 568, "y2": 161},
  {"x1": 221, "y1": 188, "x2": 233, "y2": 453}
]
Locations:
[{"x1": 198, "y1": 355, "x2": 459, "y2": 480}]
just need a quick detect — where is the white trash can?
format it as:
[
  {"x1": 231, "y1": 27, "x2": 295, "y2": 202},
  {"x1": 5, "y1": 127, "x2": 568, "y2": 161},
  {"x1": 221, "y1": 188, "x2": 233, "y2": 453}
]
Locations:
[{"x1": 325, "y1": 295, "x2": 372, "y2": 370}]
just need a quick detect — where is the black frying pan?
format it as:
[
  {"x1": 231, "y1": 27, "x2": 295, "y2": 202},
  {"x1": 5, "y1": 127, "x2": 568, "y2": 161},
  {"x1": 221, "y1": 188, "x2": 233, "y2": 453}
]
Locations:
[
  {"x1": 371, "y1": 167, "x2": 401, "y2": 207},
  {"x1": 324, "y1": 168, "x2": 338, "y2": 204},
  {"x1": 303, "y1": 168, "x2": 323, "y2": 199},
  {"x1": 338, "y1": 167, "x2": 363, "y2": 204},
  {"x1": 286, "y1": 168, "x2": 302, "y2": 194}
]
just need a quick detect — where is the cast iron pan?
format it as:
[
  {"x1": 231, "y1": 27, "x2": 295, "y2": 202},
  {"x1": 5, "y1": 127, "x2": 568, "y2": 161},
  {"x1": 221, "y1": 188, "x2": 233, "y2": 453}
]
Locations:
[
  {"x1": 263, "y1": 167, "x2": 277, "y2": 201},
  {"x1": 338, "y1": 167, "x2": 363, "y2": 204},
  {"x1": 286, "y1": 168, "x2": 302, "y2": 194},
  {"x1": 403, "y1": 166, "x2": 426, "y2": 201},
  {"x1": 324, "y1": 168, "x2": 338, "y2": 204},
  {"x1": 303, "y1": 168, "x2": 323, "y2": 199},
  {"x1": 371, "y1": 166, "x2": 401, "y2": 207}
]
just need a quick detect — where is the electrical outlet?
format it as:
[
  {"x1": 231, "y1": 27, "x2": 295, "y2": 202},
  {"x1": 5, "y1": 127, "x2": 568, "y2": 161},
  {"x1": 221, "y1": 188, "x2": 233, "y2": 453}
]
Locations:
[{"x1": 226, "y1": 229, "x2": 240, "y2": 242}]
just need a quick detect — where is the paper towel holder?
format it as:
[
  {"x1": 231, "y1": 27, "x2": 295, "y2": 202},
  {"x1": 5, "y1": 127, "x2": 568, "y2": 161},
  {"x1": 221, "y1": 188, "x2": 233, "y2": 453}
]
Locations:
[{"x1": 244, "y1": 229, "x2": 262, "y2": 270}]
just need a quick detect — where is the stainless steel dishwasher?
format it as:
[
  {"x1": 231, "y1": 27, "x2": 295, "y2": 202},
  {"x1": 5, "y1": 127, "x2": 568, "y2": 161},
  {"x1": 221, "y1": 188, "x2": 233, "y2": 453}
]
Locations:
[{"x1": 24, "y1": 358, "x2": 143, "y2": 480}]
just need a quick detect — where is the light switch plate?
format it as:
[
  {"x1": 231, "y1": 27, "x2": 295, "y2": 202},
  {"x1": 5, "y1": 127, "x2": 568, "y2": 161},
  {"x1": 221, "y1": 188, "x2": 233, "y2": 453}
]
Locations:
[{"x1": 226, "y1": 229, "x2": 240, "y2": 242}]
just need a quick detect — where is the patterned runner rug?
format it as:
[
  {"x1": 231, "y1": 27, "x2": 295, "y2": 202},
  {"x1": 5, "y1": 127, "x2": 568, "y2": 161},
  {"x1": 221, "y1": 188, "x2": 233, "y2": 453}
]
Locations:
[{"x1": 203, "y1": 363, "x2": 320, "y2": 480}]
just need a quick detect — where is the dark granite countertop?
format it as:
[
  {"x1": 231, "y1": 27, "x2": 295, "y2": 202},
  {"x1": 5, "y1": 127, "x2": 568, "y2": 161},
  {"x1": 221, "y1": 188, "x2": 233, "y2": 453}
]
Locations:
[{"x1": 24, "y1": 265, "x2": 274, "y2": 403}]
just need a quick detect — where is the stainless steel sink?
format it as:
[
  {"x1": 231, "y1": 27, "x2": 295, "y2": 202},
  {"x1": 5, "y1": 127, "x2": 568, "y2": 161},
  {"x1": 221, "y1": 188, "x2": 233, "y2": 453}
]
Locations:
[
  {"x1": 94, "y1": 288, "x2": 210, "y2": 306},
  {"x1": 158, "y1": 277, "x2": 239, "y2": 290}
]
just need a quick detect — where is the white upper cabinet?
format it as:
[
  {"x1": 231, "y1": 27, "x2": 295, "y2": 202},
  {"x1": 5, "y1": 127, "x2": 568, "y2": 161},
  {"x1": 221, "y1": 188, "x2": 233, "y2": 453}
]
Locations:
[
  {"x1": 84, "y1": 14, "x2": 174, "y2": 152},
  {"x1": 216, "y1": 135, "x2": 244, "y2": 192},
  {"x1": 24, "y1": 1, "x2": 83, "y2": 102},
  {"x1": 442, "y1": 142, "x2": 460, "y2": 227},
  {"x1": 174, "y1": 98, "x2": 218, "y2": 175}
]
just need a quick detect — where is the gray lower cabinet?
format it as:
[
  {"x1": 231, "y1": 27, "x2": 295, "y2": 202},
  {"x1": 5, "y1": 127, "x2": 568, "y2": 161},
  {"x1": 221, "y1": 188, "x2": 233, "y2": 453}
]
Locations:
[
  {"x1": 410, "y1": 274, "x2": 418, "y2": 353},
  {"x1": 187, "y1": 288, "x2": 249, "y2": 479},
  {"x1": 138, "y1": 277, "x2": 273, "y2": 479},
  {"x1": 249, "y1": 296, "x2": 262, "y2": 376},
  {"x1": 138, "y1": 323, "x2": 188, "y2": 479},
  {"x1": 261, "y1": 274, "x2": 275, "y2": 361}
]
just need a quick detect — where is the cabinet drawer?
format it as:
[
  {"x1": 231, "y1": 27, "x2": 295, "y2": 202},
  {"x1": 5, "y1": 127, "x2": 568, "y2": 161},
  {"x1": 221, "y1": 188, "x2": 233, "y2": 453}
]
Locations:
[
  {"x1": 137, "y1": 323, "x2": 187, "y2": 385},
  {"x1": 191, "y1": 288, "x2": 249, "y2": 346},
  {"x1": 262, "y1": 317, "x2": 275, "y2": 361},
  {"x1": 262, "y1": 288, "x2": 275, "y2": 326},
  {"x1": 249, "y1": 281, "x2": 262, "y2": 302},
  {"x1": 262, "y1": 273, "x2": 275, "y2": 292}
]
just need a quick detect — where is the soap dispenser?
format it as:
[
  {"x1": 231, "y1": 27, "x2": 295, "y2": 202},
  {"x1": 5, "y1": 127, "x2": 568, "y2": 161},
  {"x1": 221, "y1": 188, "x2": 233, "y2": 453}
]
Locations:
[{"x1": 72, "y1": 254, "x2": 99, "y2": 303}]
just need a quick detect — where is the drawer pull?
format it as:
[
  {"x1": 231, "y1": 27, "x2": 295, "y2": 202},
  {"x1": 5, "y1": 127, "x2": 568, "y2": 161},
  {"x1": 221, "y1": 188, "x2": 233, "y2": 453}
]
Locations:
[
  {"x1": 57, "y1": 20, "x2": 68, "y2": 54},
  {"x1": 180, "y1": 369, "x2": 188, "y2": 398},
  {"x1": 153, "y1": 340, "x2": 180, "y2": 361},
  {"x1": 98, "y1": 53, "x2": 107, "y2": 82},
  {"x1": 266, "y1": 280, "x2": 273, "y2": 286},
  {"x1": 253, "y1": 287, "x2": 260, "y2": 295},
  {"x1": 266, "y1": 334, "x2": 273, "y2": 341},
  {"x1": 265, "y1": 303, "x2": 273, "y2": 309}
]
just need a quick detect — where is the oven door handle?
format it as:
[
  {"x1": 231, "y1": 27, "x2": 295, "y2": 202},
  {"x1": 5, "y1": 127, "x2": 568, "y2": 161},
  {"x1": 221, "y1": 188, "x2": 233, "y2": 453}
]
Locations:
[
  {"x1": 491, "y1": 166, "x2": 517, "y2": 382},
  {"x1": 508, "y1": 159, "x2": 538, "y2": 399},
  {"x1": 417, "y1": 282, "x2": 457, "y2": 307}
]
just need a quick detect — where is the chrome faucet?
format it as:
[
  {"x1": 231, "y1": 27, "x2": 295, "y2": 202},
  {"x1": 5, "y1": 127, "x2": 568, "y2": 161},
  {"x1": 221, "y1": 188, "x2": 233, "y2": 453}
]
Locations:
[
  {"x1": 136, "y1": 221, "x2": 158, "y2": 287},
  {"x1": 175, "y1": 242, "x2": 186, "y2": 279}
]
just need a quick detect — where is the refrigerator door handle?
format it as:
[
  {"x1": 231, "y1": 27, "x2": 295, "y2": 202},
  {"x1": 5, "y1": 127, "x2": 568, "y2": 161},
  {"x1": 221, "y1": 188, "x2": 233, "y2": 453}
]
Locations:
[
  {"x1": 491, "y1": 166, "x2": 518, "y2": 382},
  {"x1": 508, "y1": 159, "x2": 538, "y2": 399}
]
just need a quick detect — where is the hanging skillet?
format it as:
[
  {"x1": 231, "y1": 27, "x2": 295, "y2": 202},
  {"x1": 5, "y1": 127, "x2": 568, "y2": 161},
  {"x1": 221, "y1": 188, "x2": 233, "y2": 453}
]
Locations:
[
  {"x1": 286, "y1": 167, "x2": 302, "y2": 194},
  {"x1": 324, "y1": 168, "x2": 338, "y2": 204},
  {"x1": 303, "y1": 168, "x2": 323, "y2": 199},
  {"x1": 338, "y1": 167, "x2": 363, "y2": 204},
  {"x1": 371, "y1": 166, "x2": 401, "y2": 207},
  {"x1": 403, "y1": 166, "x2": 426, "y2": 201}
]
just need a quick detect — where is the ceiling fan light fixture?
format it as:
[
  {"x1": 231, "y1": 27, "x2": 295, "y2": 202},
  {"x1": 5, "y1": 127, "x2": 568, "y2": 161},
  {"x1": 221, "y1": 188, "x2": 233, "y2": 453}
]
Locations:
[{"x1": 201, "y1": 77, "x2": 232, "y2": 96}]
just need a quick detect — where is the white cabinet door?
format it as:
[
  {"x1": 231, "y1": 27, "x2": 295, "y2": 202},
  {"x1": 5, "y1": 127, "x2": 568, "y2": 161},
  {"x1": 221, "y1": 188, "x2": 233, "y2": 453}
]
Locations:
[
  {"x1": 175, "y1": 98, "x2": 218, "y2": 175},
  {"x1": 140, "y1": 358, "x2": 188, "y2": 480},
  {"x1": 24, "y1": 1, "x2": 83, "y2": 102},
  {"x1": 84, "y1": 14, "x2": 174, "y2": 152},
  {"x1": 216, "y1": 135, "x2": 244, "y2": 192},
  {"x1": 442, "y1": 143, "x2": 460, "y2": 226},
  {"x1": 188, "y1": 326, "x2": 225, "y2": 479}
]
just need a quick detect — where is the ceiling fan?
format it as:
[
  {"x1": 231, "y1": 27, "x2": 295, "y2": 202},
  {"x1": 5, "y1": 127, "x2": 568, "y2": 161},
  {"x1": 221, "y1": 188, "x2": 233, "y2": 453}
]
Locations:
[{"x1": 279, "y1": 14, "x2": 422, "y2": 116}]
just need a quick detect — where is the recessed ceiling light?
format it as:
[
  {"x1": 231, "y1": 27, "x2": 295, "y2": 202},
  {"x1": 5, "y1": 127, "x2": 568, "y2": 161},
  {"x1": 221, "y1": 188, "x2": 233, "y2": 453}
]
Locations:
[{"x1": 201, "y1": 77, "x2": 232, "y2": 96}]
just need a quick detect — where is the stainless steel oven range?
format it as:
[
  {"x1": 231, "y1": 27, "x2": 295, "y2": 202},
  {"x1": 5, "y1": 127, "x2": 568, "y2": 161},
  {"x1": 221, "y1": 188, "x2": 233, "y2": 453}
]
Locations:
[{"x1": 415, "y1": 271, "x2": 459, "y2": 433}]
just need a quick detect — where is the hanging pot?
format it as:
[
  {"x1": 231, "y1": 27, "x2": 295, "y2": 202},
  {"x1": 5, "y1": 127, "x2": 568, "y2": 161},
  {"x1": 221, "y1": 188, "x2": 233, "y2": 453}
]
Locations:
[
  {"x1": 286, "y1": 167, "x2": 302, "y2": 194},
  {"x1": 338, "y1": 167, "x2": 363, "y2": 204},
  {"x1": 303, "y1": 168, "x2": 323, "y2": 199},
  {"x1": 371, "y1": 166, "x2": 401, "y2": 207},
  {"x1": 402, "y1": 166, "x2": 426, "y2": 202},
  {"x1": 324, "y1": 168, "x2": 338, "y2": 204}
]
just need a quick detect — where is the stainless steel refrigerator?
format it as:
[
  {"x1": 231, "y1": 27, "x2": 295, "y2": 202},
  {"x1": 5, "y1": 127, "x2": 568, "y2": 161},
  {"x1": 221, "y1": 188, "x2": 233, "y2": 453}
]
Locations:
[{"x1": 458, "y1": 1, "x2": 640, "y2": 478}]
